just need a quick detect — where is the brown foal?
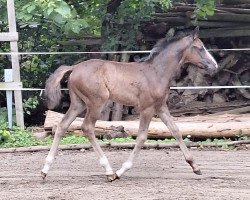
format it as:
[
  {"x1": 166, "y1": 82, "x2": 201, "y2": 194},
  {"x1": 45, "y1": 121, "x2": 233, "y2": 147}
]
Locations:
[{"x1": 41, "y1": 27, "x2": 218, "y2": 181}]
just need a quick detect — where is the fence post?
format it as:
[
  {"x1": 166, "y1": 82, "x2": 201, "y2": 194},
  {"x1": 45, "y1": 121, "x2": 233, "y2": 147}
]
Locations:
[
  {"x1": 4, "y1": 69, "x2": 13, "y2": 129},
  {"x1": 7, "y1": 0, "x2": 24, "y2": 128}
]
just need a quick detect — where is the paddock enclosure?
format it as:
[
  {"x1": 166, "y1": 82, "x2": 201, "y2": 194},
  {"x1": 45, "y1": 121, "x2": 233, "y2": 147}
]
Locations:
[{"x1": 0, "y1": 149, "x2": 250, "y2": 200}]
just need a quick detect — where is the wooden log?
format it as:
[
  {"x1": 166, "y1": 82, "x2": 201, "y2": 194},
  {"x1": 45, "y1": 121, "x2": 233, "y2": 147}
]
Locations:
[
  {"x1": 210, "y1": 106, "x2": 250, "y2": 115},
  {"x1": 222, "y1": 0, "x2": 250, "y2": 5},
  {"x1": 215, "y1": 7, "x2": 250, "y2": 14},
  {"x1": 170, "y1": 5, "x2": 194, "y2": 12},
  {"x1": 153, "y1": 16, "x2": 188, "y2": 24},
  {"x1": 232, "y1": 76, "x2": 250, "y2": 99},
  {"x1": 216, "y1": 53, "x2": 241, "y2": 73},
  {"x1": 170, "y1": 101, "x2": 250, "y2": 116},
  {"x1": 227, "y1": 4, "x2": 250, "y2": 9},
  {"x1": 200, "y1": 26, "x2": 250, "y2": 38},
  {"x1": 190, "y1": 20, "x2": 250, "y2": 28},
  {"x1": 58, "y1": 38, "x2": 101, "y2": 46},
  {"x1": 44, "y1": 110, "x2": 250, "y2": 139},
  {"x1": 205, "y1": 13, "x2": 250, "y2": 22},
  {"x1": 153, "y1": 12, "x2": 187, "y2": 17}
]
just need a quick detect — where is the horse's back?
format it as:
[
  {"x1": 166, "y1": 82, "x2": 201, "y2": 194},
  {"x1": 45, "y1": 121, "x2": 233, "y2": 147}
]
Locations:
[{"x1": 68, "y1": 59, "x2": 147, "y2": 106}]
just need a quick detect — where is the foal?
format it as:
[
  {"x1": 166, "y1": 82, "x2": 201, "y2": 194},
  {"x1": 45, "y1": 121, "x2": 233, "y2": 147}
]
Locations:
[{"x1": 42, "y1": 28, "x2": 218, "y2": 181}]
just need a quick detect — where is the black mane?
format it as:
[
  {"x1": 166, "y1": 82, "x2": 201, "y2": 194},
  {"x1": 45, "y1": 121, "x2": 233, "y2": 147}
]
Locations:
[{"x1": 138, "y1": 30, "x2": 193, "y2": 63}]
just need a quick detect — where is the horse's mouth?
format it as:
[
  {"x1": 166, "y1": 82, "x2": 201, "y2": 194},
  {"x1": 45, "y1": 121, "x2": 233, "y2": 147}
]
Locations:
[{"x1": 197, "y1": 62, "x2": 207, "y2": 69}]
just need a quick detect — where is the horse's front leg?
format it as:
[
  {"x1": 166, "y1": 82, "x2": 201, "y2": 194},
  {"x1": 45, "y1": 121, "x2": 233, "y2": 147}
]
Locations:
[
  {"x1": 158, "y1": 106, "x2": 202, "y2": 175},
  {"x1": 112, "y1": 107, "x2": 154, "y2": 180}
]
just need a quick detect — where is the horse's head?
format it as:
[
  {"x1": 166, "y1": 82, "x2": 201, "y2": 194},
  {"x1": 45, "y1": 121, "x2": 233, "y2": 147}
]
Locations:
[{"x1": 183, "y1": 27, "x2": 218, "y2": 74}]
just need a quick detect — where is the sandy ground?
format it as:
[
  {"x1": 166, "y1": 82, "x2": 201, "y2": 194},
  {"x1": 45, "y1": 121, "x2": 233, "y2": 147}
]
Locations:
[{"x1": 0, "y1": 148, "x2": 250, "y2": 200}]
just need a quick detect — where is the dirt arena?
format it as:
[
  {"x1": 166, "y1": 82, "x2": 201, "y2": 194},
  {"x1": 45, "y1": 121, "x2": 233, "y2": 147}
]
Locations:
[{"x1": 0, "y1": 148, "x2": 250, "y2": 200}]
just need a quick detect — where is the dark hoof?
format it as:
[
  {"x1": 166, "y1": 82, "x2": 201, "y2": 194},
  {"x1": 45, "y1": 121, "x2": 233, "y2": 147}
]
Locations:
[
  {"x1": 193, "y1": 169, "x2": 202, "y2": 175},
  {"x1": 41, "y1": 171, "x2": 47, "y2": 180},
  {"x1": 106, "y1": 173, "x2": 119, "y2": 182}
]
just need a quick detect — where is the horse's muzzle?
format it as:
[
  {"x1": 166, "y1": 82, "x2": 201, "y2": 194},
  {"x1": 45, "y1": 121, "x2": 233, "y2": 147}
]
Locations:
[{"x1": 198, "y1": 61, "x2": 217, "y2": 76}]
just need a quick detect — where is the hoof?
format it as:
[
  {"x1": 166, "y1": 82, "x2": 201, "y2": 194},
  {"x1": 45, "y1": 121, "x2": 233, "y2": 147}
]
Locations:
[
  {"x1": 41, "y1": 171, "x2": 47, "y2": 180},
  {"x1": 106, "y1": 173, "x2": 119, "y2": 182},
  {"x1": 193, "y1": 169, "x2": 202, "y2": 175}
]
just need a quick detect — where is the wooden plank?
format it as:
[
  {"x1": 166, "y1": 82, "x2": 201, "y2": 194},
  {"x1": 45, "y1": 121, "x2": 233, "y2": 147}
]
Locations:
[
  {"x1": 7, "y1": 0, "x2": 24, "y2": 128},
  {"x1": 0, "y1": 32, "x2": 18, "y2": 41},
  {"x1": 0, "y1": 82, "x2": 23, "y2": 90}
]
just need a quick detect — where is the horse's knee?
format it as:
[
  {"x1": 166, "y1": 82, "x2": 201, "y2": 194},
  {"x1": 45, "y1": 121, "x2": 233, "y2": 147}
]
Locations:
[
  {"x1": 52, "y1": 125, "x2": 57, "y2": 134},
  {"x1": 136, "y1": 134, "x2": 147, "y2": 146},
  {"x1": 54, "y1": 124, "x2": 68, "y2": 137}
]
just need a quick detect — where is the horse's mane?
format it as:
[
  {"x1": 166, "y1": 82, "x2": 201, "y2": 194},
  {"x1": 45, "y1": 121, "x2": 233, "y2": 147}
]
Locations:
[{"x1": 138, "y1": 29, "x2": 193, "y2": 63}]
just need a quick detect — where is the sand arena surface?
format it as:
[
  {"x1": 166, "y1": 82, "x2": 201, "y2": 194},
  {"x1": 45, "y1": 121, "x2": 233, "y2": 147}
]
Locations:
[{"x1": 0, "y1": 149, "x2": 250, "y2": 200}]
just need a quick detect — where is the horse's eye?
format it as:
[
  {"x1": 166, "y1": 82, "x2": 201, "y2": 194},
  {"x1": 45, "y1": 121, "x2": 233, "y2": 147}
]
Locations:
[
  {"x1": 200, "y1": 47, "x2": 204, "y2": 52},
  {"x1": 193, "y1": 46, "x2": 203, "y2": 52}
]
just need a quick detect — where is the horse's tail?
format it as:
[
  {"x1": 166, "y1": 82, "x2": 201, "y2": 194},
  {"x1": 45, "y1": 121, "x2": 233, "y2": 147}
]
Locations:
[{"x1": 44, "y1": 65, "x2": 75, "y2": 110}]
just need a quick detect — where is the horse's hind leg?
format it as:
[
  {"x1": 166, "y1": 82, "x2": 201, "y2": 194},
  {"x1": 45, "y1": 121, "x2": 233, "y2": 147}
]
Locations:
[
  {"x1": 157, "y1": 106, "x2": 201, "y2": 175},
  {"x1": 82, "y1": 103, "x2": 114, "y2": 180},
  {"x1": 41, "y1": 94, "x2": 85, "y2": 179}
]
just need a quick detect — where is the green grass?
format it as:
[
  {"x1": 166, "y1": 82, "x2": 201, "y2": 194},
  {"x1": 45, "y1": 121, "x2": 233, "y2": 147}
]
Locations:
[
  {"x1": 0, "y1": 126, "x2": 249, "y2": 148},
  {"x1": 0, "y1": 127, "x2": 52, "y2": 148}
]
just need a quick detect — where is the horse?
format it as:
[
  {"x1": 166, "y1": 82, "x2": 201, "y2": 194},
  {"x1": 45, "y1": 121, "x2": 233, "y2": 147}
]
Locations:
[{"x1": 41, "y1": 27, "x2": 218, "y2": 181}]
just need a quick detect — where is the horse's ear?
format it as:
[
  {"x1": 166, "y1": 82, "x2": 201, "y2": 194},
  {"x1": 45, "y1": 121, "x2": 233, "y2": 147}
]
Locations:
[{"x1": 193, "y1": 26, "x2": 199, "y2": 39}]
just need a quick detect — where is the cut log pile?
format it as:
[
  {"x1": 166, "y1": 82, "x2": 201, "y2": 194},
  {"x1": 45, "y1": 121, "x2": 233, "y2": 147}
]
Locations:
[
  {"x1": 136, "y1": 0, "x2": 250, "y2": 117},
  {"x1": 144, "y1": 0, "x2": 250, "y2": 38},
  {"x1": 44, "y1": 110, "x2": 250, "y2": 139}
]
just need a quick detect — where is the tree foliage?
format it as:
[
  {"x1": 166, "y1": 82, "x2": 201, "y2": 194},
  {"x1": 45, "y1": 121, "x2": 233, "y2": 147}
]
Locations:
[
  {"x1": 195, "y1": 0, "x2": 215, "y2": 18},
  {"x1": 0, "y1": 0, "x2": 215, "y2": 51}
]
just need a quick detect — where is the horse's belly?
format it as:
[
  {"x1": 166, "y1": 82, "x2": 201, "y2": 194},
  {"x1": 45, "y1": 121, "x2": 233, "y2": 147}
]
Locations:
[{"x1": 109, "y1": 91, "x2": 139, "y2": 107}]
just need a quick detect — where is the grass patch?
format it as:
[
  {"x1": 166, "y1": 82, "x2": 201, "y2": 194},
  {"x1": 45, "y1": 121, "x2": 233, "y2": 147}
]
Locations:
[
  {"x1": 0, "y1": 127, "x2": 52, "y2": 148},
  {"x1": 0, "y1": 127, "x2": 249, "y2": 148}
]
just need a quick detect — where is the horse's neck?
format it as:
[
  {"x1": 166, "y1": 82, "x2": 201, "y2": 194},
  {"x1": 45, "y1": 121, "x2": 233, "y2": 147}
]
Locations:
[{"x1": 151, "y1": 45, "x2": 186, "y2": 85}]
